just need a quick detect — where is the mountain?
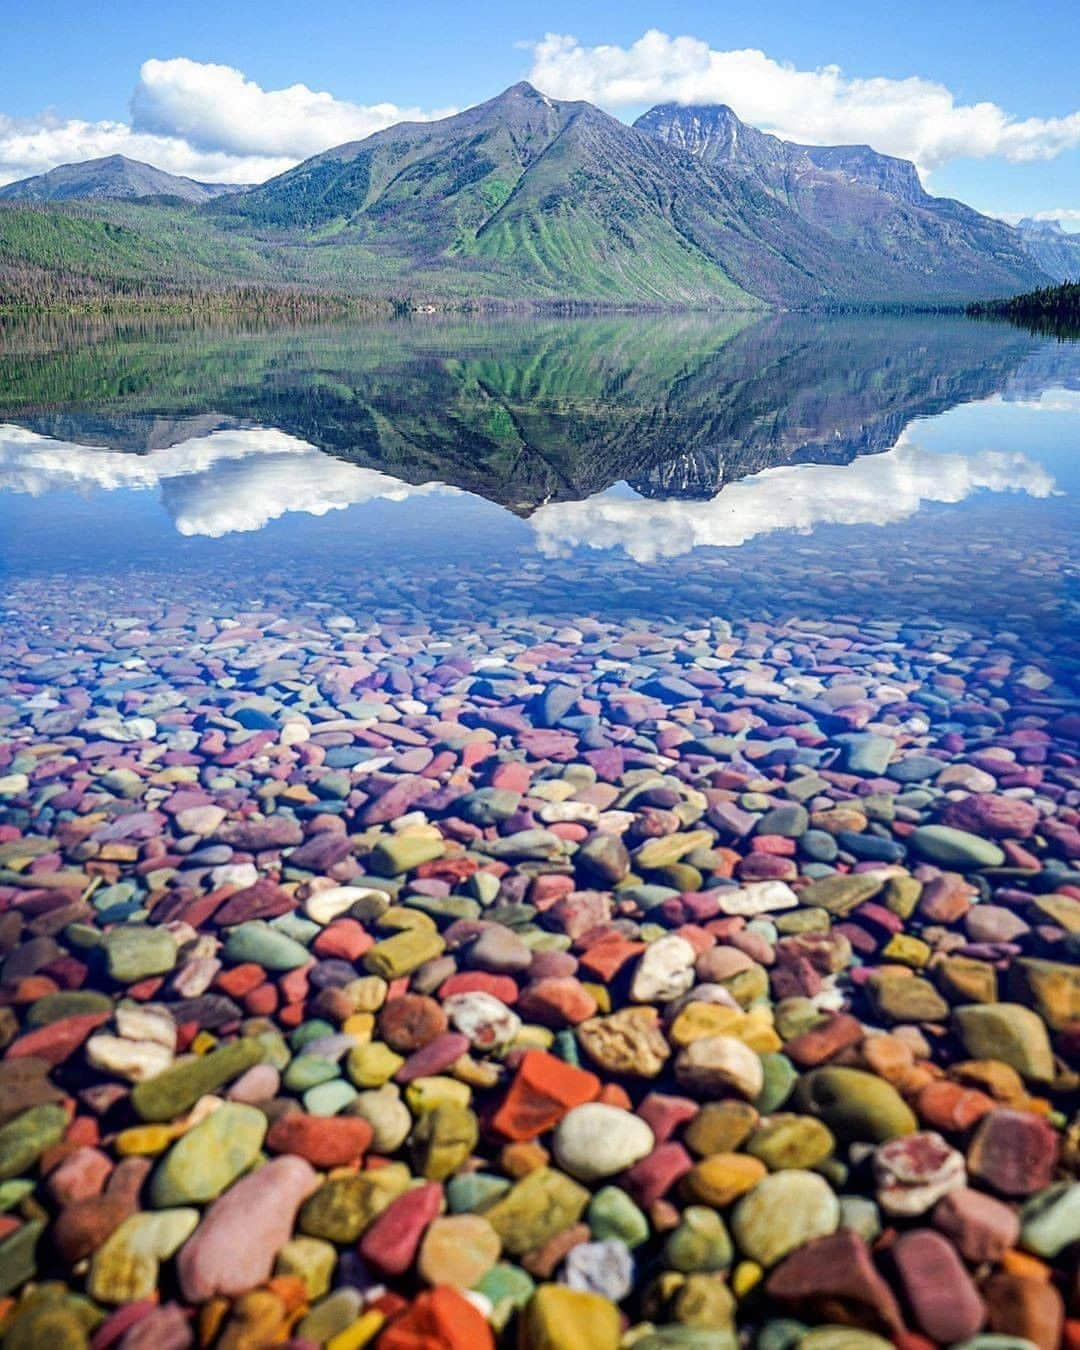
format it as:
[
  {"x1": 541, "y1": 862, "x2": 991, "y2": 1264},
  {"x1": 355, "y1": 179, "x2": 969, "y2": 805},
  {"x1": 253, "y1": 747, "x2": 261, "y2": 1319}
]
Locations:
[
  {"x1": 1014, "y1": 219, "x2": 1080, "y2": 282},
  {"x1": 0, "y1": 86, "x2": 1050, "y2": 308},
  {"x1": 0, "y1": 155, "x2": 245, "y2": 204},
  {"x1": 211, "y1": 82, "x2": 1043, "y2": 306},
  {"x1": 634, "y1": 103, "x2": 1044, "y2": 300}
]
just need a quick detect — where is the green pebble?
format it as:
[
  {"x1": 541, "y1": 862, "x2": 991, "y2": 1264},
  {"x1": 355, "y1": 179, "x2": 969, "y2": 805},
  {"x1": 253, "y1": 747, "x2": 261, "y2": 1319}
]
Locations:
[
  {"x1": 304, "y1": 1080, "x2": 359, "y2": 1116},
  {"x1": 0, "y1": 1219, "x2": 45, "y2": 1297},
  {"x1": 103, "y1": 925, "x2": 177, "y2": 983},
  {"x1": 794, "y1": 1066, "x2": 916, "y2": 1142},
  {"x1": 150, "y1": 1103, "x2": 266, "y2": 1206},
  {"x1": 1020, "y1": 1182, "x2": 1080, "y2": 1258},
  {"x1": 665, "y1": 1205, "x2": 733, "y2": 1272},
  {"x1": 223, "y1": 921, "x2": 310, "y2": 970},
  {"x1": 285, "y1": 1057, "x2": 340, "y2": 1091},
  {"x1": 0, "y1": 1179, "x2": 35, "y2": 1210},
  {"x1": 0, "y1": 1104, "x2": 68, "y2": 1182},
  {"x1": 587, "y1": 1186, "x2": 650, "y2": 1248},
  {"x1": 447, "y1": 1173, "x2": 511, "y2": 1213},
  {"x1": 953, "y1": 1003, "x2": 1055, "y2": 1082},
  {"x1": 910, "y1": 825, "x2": 1005, "y2": 868},
  {"x1": 131, "y1": 1038, "x2": 265, "y2": 1122},
  {"x1": 290, "y1": 1019, "x2": 337, "y2": 1052},
  {"x1": 26, "y1": 990, "x2": 113, "y2": 1027},
  {"x1": 754, "y1": 1053, "x2": 798, "y2": 1114},
  {"x1": 369, "y1": 834, "x2": 446, "y2": 876}
]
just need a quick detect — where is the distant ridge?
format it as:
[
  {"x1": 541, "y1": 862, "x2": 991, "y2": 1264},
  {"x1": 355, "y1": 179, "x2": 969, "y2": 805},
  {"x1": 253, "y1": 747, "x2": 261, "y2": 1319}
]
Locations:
[
  {"x1": 1013, "y1": 218, "x2": 1080, "y2": 283},
  {"x1": 634, "y1": 103, "x2": 1045, "y2": 296},
  {"x1": 0, "y1": 155, "x2": 246, "y2": 204}
]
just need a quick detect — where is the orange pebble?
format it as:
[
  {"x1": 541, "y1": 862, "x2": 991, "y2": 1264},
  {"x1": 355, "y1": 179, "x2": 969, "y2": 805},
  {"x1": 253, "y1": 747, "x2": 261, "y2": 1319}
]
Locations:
[
  {"x1": 214, "y1": 963, "x2": 266, "y2": 998},
  {"x1": 1001, "y1": 1250, "x2": 1052, "y2": 1282},
  {"x1": 243, "y1": 983, "x2": 279, "y2": 1016},
  {"x1": 596, "y1": 1082, "x2": 633, "y2": 1110},
  {"x1": 277, "y1": 1001, "x2": 306, "y2": 1029},
  {"x1": 500, "y1": 1141, "x2": 549, "y2": 1178},
  {"x1": 917, "y1": 1079, "x2": 995, "y2": 1132}
]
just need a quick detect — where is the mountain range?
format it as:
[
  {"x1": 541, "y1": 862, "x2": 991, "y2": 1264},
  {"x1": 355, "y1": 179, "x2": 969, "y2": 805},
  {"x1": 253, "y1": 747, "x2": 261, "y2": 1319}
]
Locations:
[
  {"x1": 0, "y1": 154, "x2": 243, "y2": 204},
  {"x1": 0, "y1": 83, "x2": 1073, "y2": 307}
]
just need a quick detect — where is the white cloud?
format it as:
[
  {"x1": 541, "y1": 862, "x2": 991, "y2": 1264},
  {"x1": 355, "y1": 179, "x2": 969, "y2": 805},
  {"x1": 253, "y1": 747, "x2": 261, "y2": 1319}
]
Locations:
[
  {"x1": 526, "y1": 29, "x2": 1080, "y2": 174},
  {"x1": 0, "y1": 423, "x2": 456, "y2": 536},
  {"x1": 529, "y1": 437, "x2": 1057, "y2": 563},
  {"x1": 0, "y1": 58, "x2": 453, "y2": 187},
  {"x1": 131, "y1": 58, "x2": 453, "y2": 161}
]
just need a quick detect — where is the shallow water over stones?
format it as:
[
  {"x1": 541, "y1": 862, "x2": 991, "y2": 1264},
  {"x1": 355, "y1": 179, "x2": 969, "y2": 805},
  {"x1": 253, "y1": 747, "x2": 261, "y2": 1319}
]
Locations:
[{"x1": 0, "y1": 313, "x2": 1077, "y2": 1348}]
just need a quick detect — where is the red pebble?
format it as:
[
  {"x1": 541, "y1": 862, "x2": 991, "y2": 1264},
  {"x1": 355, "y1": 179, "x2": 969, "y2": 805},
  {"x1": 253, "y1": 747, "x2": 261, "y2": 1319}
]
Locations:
[
  {"x1": 265, "y1": 1114, "x2": 372, "y2": 1168},
  {"x1": 624, "y1": 1142, "x2": 693, "y2": 1209},
  {"x1": 358, "y1": 1181, "x2": 442, "y2": 1276},
  {"x1": 892, "y1": 1228, "x2": 987, "y2": 1343},
  {"x1": 312, "y1": 920, "x2": 373, "y2": 961},
  {"x1": 515, "y1": 977, "x2": 597, "y2": 1027},
  {"x1": 438, "y1": 972, "x2": 519, "y2": 1004},
  {"x1": 638, "y1": 1093, "x2": 699, "y2": 1143},
  {"x1": 4, "y1": 1012, "x2": 110, "y2": 1066}
]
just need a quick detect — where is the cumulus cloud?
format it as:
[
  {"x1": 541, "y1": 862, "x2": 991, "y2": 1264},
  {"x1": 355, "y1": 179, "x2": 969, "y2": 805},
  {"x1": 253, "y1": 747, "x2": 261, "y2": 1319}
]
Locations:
[
  {"x1": 0, "y1": 423, "x2": 456, "y2": 536},
  {"x1": 0, "y1": 58, "x2": 453, "y2": 186},
  {"x1": 526, "y1": 29, "x2": 1080, "y2": 174},
  {"x1": 530, "y1": 438, "x2": 1057, "y2": 563}
]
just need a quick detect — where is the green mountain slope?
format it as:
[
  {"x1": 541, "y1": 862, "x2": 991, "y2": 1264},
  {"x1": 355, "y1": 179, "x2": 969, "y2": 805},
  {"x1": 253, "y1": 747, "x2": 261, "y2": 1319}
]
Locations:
[{"x1": 0, "y1": 84, "x2": 1053, "y2": 309}]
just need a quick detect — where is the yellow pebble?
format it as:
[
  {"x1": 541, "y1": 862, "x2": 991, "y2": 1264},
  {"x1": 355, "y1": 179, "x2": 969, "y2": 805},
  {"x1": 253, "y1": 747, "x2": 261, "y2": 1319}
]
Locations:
[
  {"x1": 581, "y1": 983, "x2": 610, "y2": 1014},
  {"x1": 114, "y1": 1123, "x2": 176, "y2": 1156},
  {"x1": 882, "y1": 934, "x2": 932, "y2": 968},
  {"x1": 341, "y1": 1013, "x2": 375, "y2": 1043},
  {"x1": 191, "y1": 1030, "x2": 217, "y2": 1055},
  {"x1": 404, "y1": 1076, "x2": 471, "y2": 1115},
  {"x1": 511, "y1": 1025, "x2": 555, "y2": 1051},
  {"x1": 326, "y1": 1310, "x2": 385, "y2": 1350},
  {"x1": 732, "y1": 1260, "x2": 763, "y2": 1299},
  {"x1": 347, "y1": 976, "x2": 387, "y2": 1012},
  {"x1": 377, "y1": 906, "x2": 436, "y2": 933},
  {"x1": 346, "y1": 1042, "x2": 403, "y2": 1089}
]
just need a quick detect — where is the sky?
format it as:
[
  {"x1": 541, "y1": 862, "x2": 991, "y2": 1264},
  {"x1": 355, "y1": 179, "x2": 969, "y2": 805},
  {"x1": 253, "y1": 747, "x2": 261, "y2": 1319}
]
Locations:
[{"x1": 2, "y1": 0, "x2": 1078, "y2": 227}]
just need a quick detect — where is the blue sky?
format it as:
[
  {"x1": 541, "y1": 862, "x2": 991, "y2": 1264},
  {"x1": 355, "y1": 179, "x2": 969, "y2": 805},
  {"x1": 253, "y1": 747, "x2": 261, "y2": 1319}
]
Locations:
[{"x1": 3, "y1": 0, "x2": 1078, "y2": 225}]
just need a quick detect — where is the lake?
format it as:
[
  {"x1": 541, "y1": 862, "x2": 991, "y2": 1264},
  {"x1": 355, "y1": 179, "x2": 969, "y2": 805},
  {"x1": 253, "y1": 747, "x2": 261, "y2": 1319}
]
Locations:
[{"x1": 0, "y1": 312, "x2": 1077, "y2": 1343}]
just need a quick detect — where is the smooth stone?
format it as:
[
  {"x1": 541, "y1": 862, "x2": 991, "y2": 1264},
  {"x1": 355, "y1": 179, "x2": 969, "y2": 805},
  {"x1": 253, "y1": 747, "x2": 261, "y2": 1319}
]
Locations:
[
  {"x1": 587, "y1": 1186, "x2": 650, "y2": 1249},
  {"x1": 553, "y1": 1103, "x2": 654, "y2": 1182},
  {"x1": 911, "y1": 826, "x2": 1005, "y2": 868},
  {"x1": 1020, "y1": 1183, "x2": 1080, "y2": 1258},
  {"x1": 519, "y1": 1284, "x2": 620, "y2": 1350},
  {"x1": 88, "y1": 1208, "x2": 199, "y2": 1304},
  {"x1": 732, "y1": 1170, "x2": 840, "y2": 1266},
  {"x1": 103, "y1": 927, "x2": 177, "y2": 983},
  {"x1": 0, "y1": 1104, "x2": 68, "y2": 1182},
  {"x1": 151, "y1": 1104, "x2": 267, "y2": 1206},
  {"x1": 953, "y1": 1004, "x2": 1055, "y2": 1082},
  {"x1": 223, "y1": 922, "x2": 310, "y2": 970},
  {"x1": 131, "y1": 1039, "x2": 265, "y2": 1121},
  {"x1": 481, "y1": 1168, "x2": 590, "y2": 1255},
  {"x1": 177, "y1": 1156, "x2": 319, "y2": 1300},
  {"x1": 794, "y1": 1067, "x2": 917, "y2": 1142}
]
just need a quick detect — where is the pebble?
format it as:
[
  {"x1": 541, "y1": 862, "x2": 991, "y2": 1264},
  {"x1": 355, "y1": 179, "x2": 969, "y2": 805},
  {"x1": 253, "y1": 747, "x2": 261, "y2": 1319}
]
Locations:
[
  {"x1": 0, "y1": 591, "x2": 1077, "y2": 1347},
  {"x1": 552, "y1": 1104, "x2": 655, "y2": 1182}
]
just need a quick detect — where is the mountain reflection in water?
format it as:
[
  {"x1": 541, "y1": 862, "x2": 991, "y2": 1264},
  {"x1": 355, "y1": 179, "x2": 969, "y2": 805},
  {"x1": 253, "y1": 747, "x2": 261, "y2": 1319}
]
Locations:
[{"x1": 0, "y1": 310, "x2": 1076, "y2": 557}]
